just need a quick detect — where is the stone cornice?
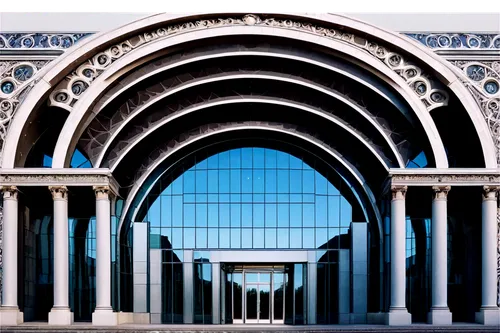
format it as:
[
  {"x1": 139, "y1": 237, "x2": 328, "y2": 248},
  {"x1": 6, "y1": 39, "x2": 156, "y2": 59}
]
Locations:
[
  {"x1": 0, "y1": 168, "x2": 120, "y2": 195},
  {"x1": 388, "y1": 168, "x2": 500, "y2": 187}
]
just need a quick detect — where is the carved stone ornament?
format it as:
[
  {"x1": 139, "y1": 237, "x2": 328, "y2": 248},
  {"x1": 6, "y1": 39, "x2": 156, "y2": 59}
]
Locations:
[
  {"x1": 450, "y1": 61, "x2": 500, "y2": 166},
  {"x1": 483, "y1": 185, "x2": 500, "y2": 201},
  {"x1": 0, "y1": 33, "x2": 91, "y2": 50},
  {"x1": 94, "y1": 185, "x2": 111, "y2": 200},
  {"x1": 406, "y1": 33, "x2": 500, "y2": 50},
  {"x1": 497, "y1": 207, "x2": 500, "y2": 306},
  {"x1": 391, "y1": 173, "x2": 500, "y2": 186},
  {"x1": 49, "y1": 185, "x2": 68, "y2": 200},
  {"x1": 432, "y1": 185, "x2": 450, "y2": 200},
  {"x1": 48, "y1": 14, "x2": 449, "y2": 113},
  {"x1": 1, "y1": 185, "x2": 18, "y2": 199},
  {"x1": 0, "y1": 60, "x2": 51, "y2": 164},
  {"x1": 391, "y1": 185, "x2": 407, "y2": 200}
]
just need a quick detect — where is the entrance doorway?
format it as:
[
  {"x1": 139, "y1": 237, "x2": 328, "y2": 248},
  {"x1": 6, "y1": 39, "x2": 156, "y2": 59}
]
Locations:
[{"x1": 233, "y1": 267, "x2": 285, "y2": 324}]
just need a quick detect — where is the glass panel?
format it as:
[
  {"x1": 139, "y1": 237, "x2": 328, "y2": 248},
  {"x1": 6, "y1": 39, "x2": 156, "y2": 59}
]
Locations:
[
  {"x1": 259, "y1": 284, "x2": 270, "y2": 320},
  {"x1": 233, "y1": 273, "x2": 243, "y2": 320},
  {"x1": 246, "y1": 273, "x2": 259, "y2": 283},
  {"x1": 246, "y1": 284, "x2": 258, "y2": 320},
  {"x1": 274, "y1": 273, "x2": 284, "y2": 320}
]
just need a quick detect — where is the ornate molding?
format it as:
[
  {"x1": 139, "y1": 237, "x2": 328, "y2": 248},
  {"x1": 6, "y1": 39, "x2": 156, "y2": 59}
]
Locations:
[
  {"x1": 0, "y1": 60, "x2": 51, "y2": 164},
  {"x1": 405, "y1": 33, "x2": 500, "y2": 50},
  {"x1": 48, "y1": 14, "x2": 448, "y2": 113},
  {"x1": 94, "y1": 185, "x2": 111, "y2": 200},
  {"x1": 450, "y1": 61, "x2": 500, "y2": 165},
  {"x1": 49, "y1": 185, "x2": 68, "y2": 200},
  {"x1": 1, "y1": 185, "x2": 18, "y2": 199},
  {"x1": 483, "y1": 185, "x2": 500, "y2": 200},
  {"x1": 432, "y1": 185, "x2": 451, "y2": 200},
  {"x1": 391, "y1": 185, "x2": 407, "y2": 200},
  {"x1": 391, "y1": 173, "x2": 500, "y2": 187},
  {"x1": 497, "y1": 207, "x2": 500, "y2": 306},
  {"x1": 0, "y1": 33, "x2": 91, "y2": 50},
  {"x1": 0, "y1": 169, "x2": 120, "y2": 194}
]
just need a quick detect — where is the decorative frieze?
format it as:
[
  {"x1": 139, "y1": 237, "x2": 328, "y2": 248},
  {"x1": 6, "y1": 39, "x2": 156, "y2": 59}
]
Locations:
[
  {"x1": 450, "y1": 61, "x2": 500, "y2": 165},
  {"x1": 390, "y1": 172, "x2": 500, "y2": 187},
  {"x1": 406, "y1": 33, "x2": 500, "y2": 50},
  {"x1": 47, "y1": 14, "x2": 449, "y2": 113},
  {"x1": 0, "y1": 33, "x2": 91, "y2": 50},
  {"x1": 0, "y1": 60, "x2": 51, "y2": 164}
]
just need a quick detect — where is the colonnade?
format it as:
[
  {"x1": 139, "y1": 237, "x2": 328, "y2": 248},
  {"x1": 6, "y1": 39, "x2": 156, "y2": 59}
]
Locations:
[
  {"x1": 0, "y1": 184, "x2": 499, "y2": 326},
  {"x1": 387, "y1": 185, "x2": 500, "y2": 325},
  {"x1": 0, "y1": 185, "x2": 118, "y2": 326}
]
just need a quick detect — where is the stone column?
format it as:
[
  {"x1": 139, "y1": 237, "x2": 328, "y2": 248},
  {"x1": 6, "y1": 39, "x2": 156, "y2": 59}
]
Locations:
[
  {"x1": 386, "y1": 185, "x2": 411, "y2": 326},
  {"x1": 48, "y1": 186, "x2": 74, "y2": 325},
  {"x1": 0, "y1": 186, "x2": 23, "y2": 325},
  {"x1": 476, "y1": 186, "x2": 500, "y2": 325},
  {"x1": 92, "y1": 186, "x2": 118, "y2": 326},
  {"x1": 428, "y1": 186, "x2": 452, "y2": 325}
]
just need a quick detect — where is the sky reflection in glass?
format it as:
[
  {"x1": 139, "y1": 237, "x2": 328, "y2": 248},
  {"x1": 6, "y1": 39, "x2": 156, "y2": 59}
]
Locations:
[{"x1": 144, "y1": 148, "x2": 353, "y2": 250}]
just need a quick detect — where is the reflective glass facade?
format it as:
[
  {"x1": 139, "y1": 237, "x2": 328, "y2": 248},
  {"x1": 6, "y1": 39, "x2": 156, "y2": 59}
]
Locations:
[{"x1": 137, "y1": 148, "x2": 366, "y2": 324}]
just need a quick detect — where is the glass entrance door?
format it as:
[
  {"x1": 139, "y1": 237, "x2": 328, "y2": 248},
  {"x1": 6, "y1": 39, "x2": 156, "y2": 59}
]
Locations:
[{"x1": 244, "y1": 272, "x2": 271, "y2": 323}]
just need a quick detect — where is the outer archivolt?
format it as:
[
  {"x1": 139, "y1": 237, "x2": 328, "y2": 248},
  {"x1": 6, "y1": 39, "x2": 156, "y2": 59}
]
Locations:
[{"x1": 47, "y1": 14, "x2": 449, "y2": 113}]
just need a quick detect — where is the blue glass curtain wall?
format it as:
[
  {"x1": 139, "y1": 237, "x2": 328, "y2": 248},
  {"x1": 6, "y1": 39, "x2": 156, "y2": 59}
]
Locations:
[{"x1": 137, "y1": 147, "x2": 366, "y2": 324}]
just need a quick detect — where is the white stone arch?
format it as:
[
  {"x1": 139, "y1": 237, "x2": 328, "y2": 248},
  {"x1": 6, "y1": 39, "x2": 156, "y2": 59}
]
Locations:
[
  {"x1": 1, "y1": 13, "x2": 495, "y2": 168},
  {"x1": 117, "y1": 122, "x2": 382, "y2": 237},
  {"x1": 104, "y1": 97, "x2": 392, "y2": 171}
]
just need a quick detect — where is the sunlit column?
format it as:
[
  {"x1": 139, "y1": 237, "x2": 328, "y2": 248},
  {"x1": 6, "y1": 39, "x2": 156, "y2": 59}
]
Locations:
[
  {"x1": 92, "y1": 186, "x2": 118, "y2": 326},
  {"x1": 48, "y1": 186, "x2": 73, "y2": 325},
  {"x1": 386, "y1": 185, "x2": 411, "y2": 326},
  {"x1": 0, "y1": 186, "x2": 23, "y2": 326},
  {"x1": 476, "y1": 186, "x2": 500, "y2": 325},
  {"x1": 427, "y1": 186, "x2": 452, "y2": 325}
]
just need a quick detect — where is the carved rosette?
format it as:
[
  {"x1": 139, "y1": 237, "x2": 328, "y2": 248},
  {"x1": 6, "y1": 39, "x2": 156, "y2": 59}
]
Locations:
[
  {"x1": 0, "y1": 60, "x2": 51, "y2": 164},
  {"x1": 49, "y1": 185, "x2": 68, "y2": 200},
  {"x1": 432, "y1": 185, "x2": 450, "y2": 200},
  {"x1": 391, "y1": 185, "x2": 407, "y2": 200},
  {"x1": 450, "y1": 61, "x2": 500, "y2": 166},
  {"x1": 48, "y1": 14, "x2": 448, "y2": 112},
  {"x1": 406, "y1": 33, "x2": 500, "y2": 49}
]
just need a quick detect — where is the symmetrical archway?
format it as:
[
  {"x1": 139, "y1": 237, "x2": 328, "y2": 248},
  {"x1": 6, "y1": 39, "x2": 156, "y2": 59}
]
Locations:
[{"x1": 0, "y1": 13, "x2": 499, "y2": 327}]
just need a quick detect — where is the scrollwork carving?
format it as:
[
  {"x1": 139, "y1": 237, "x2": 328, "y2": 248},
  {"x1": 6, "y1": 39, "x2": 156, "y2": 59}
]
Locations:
[
  {"x1": 94, "y1": 185, "x2": 111, "y2": 200},
  {"x1": 49, "y1": 185, "x2": 68, "y2": 200},
  {"x1": 1, "y1": 185, "x2": 18, "y2": 199},
  {"x1": 391, "y1": 185, "x2": 407, "y2": 200},
  {"x1": 406, "y1": 33, "x2": 500, "y2": 50},
  {"x1": 432, "y1": 185, "x2": 450, "y2": 200},
  {"x1": 0, "y1": 33, "x2": 91, "y2": 50},
  {"x1": 451, "y1": 61, "x2": 500, "y2": 166},
  {"x1": 0, "y1": 60, "x2": 51, "y2": 164},
  {"x1": 48, "y1": 14, "x2": 448, "y2": 112}
]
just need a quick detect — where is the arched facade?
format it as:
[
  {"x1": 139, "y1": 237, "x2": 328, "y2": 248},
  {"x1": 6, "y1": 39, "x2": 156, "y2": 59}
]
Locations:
[{"x1": 0, "y1": 13, "x2": 500, "y2": 327}]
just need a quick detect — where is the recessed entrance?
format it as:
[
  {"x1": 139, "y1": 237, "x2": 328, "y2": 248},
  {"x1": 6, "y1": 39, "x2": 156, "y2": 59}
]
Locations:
[{"x1": 232, "y1": 266, "x2": 286, "y2": 324}]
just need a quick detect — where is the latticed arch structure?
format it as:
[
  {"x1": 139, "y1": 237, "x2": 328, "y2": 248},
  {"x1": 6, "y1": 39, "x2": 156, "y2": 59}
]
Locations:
[{"x1": 0, "y1": 12, "x2": 499, "y2": 327}]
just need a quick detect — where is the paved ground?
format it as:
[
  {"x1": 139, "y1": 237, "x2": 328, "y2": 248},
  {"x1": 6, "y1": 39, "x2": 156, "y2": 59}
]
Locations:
[{"x1": 1, "y1": 323, "x2": 500, "y2": 333}]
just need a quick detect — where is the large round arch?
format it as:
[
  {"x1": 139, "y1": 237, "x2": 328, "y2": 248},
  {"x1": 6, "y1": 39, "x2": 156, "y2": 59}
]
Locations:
[{"x1": 0, "y1": 12, "x2": 496, "y2": 327}]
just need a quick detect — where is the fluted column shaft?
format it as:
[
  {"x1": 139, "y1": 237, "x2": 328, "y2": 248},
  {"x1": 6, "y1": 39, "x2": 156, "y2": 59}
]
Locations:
[
  {"x1": 1, "y1": 186, "x2": 19, "y2": 308},
  {"x1": 431, "y1": 186, "x2": 450, "y2": 309},
  {"x1": 50, "y1": 186, "x2": 70, "y2": 309},
  {"x1": 390, "y1": 185, "x2": 407, "y2": 310},
  {"x1": 481, "y1": 186, "x2": 499, "y2": 308},
  {"x1": 95, "y1": 186, "x2": 112, "y2": 310}
]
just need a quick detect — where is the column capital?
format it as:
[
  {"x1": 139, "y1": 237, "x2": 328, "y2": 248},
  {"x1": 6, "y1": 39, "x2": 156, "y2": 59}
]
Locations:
[
  {"x1": 1, "y1": 185, "x2": 18, "y2": 199},
  {"x1": 49, "y1": 185, "x2": 68, "y2": 200},
  {"x1": 432, "y1": 185, "x2": 450, "y2": 200},
  {"x1": 482, "y1": 185, "x2": 500, "y2": 201},
  {"x1": 94, "y1": 185, "x2": 111, "y2": 200},
  {"x1": 391, "y1": 185, "x2": 407, "y2": 200}
]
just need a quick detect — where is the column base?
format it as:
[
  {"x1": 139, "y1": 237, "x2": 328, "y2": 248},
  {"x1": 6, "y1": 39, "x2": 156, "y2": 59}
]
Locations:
[
  {"x1": 475, "y1": 307, "x2": 500, "y2": 325},
  {"x1": 92, "y1": 308, "x2": 118, "y2": 326},
  {"x1": 48, "y1": 307, "x2": 74, "y2": 325},
  {"x1": 427, "y1": 307, "x2": 452, "y2": 325},
  {"x1": 0, "y1": 307, "x2": 24, "y2": 326},
  {"x1": 385, "y1": 307, "x2": 411, "y2": 326}
]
